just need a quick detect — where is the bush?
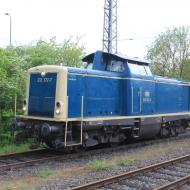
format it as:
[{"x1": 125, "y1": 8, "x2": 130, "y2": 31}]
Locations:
[{"x1": 0, "y1": 134, "x2": 12, "y2": 146}]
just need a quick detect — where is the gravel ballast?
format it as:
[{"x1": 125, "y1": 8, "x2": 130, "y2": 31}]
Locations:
[{"x1": 1, "y1": 137, "x2": 190, "y2": 190}]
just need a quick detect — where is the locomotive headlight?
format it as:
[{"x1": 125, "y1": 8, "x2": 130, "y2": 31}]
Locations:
[
  {"x1": 55, "y1": 101, "x2": 62, "y2": 115},
  {"x1": 41, "y1": 71, "x2": 46, "y2": 77},
  {"x1": 22, "y1": 100, "x2": 27, "y2": 113}
]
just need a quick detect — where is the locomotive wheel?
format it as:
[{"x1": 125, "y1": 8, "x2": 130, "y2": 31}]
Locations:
[
  {"x1": 170, "y1": 126, "x2": 177, "y2": 137},
  {"x1": 45, "y1": 141, "x2": 55, "y2": 149},
  {"x1": 160, "y1": 127, "x2": 170, "y2": 137}
]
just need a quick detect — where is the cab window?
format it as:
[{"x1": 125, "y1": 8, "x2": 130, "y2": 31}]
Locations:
[
  {"x1": 106, "y1": 60, "x2": 125, "y2": 72},
  {"x1": 83, "y1": 62, "x2": 93, "y2": 69},
  {"x1": 128, "y1": 62, "x2": 152, "y2": 76}
]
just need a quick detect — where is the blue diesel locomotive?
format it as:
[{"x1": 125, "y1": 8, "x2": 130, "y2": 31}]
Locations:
[{"x1": 15, "y1": 51, "x2": 190, "y2": 149}]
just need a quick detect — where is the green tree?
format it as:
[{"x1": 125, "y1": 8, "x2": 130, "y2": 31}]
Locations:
[
  {"x1": 180, "y1": 58, "x2": 190, "y2": 81},
  {"x1": 15, "y1": 37, "x2": 85, "y2": 68},
  {"x1": 0, "y1": 37, "x2": 85, "y2": 136},
  {"x1": 147, "y1": 26, "x2": 190, "y2": 79},
  {"x1": 0, "y1": 48, "x2": 22, "y2": 135}
]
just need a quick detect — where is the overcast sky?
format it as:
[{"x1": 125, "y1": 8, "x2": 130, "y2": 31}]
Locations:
[{"x1": 0, "y1": 0, "x2": 190, "y2": 58}]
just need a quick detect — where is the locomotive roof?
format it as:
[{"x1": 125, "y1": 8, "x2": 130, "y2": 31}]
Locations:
[
  {"x1": 82, "y1": 51, "x2": 150, "y2": 65},
  {"x1": 154, "y1": 75, "x2": 190, "y2": 85}
]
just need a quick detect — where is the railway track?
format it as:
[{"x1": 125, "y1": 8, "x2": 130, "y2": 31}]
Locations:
[
  {"x1": 0, "y1": 149, "x2": 64, "y2": 172},
  {"x1": 0, "y1": 131, "x2": 190, "y2": 173},
  {"x1": 70, "y1": 154, "x2": 190, "y2": 190}
]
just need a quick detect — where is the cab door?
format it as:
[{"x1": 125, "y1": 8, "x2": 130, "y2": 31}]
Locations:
[{"x1": 132, "y1": 87, "x2": 141, "y2": 114}]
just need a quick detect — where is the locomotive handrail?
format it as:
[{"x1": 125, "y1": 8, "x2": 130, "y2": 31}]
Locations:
[
  {"x1": 131, "y1": 87, "x2": 134, "y2": 113},
  {"x1": 80, "y1": 96, "x2": 84, "y2": 144},
  {"x1": 64, "y1": 96, "x2": 69, "y2": 146},
  {"x1": 140, "y1": 88, "x2": 142, "y2": 113}
]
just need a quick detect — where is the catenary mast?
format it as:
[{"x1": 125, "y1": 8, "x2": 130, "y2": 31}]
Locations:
[{"x1": 102, "y1": 0, "x2": 118, "y2": 54}]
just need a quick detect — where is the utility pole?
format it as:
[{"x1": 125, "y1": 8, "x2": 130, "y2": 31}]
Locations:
[
  {"x1": 4, "y1": 13, "x2": 12, "y2": 47},
  {"x1": 102, "y1": 0, "x2": 118, "y2": 54},
  {"x1": 5, "y1": 13, "x2": 16, "y2": 118}
]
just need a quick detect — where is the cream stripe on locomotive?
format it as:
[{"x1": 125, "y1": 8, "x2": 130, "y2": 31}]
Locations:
[
  {"x1": 68, "y1": 72, "x2": 190, "y2": 86},
  {"x1": 18, "y1": 111, "x2": 190, "y2": 122},
  {"x1": 67, "y1": 112, "x2": 190, "y2": 122}
]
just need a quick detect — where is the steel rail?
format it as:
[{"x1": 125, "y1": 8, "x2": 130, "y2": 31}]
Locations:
[
  {"x1": 0, "y1": 149, "x2": 63, "y2": 171},
  {"x1": 70, "y1": 154, "x2": 190, "y2": 190},
  {"x1": 0, "y1": 149, "x2": 46, "y2": 158},
  {"x1": 154, "y1": 175, "x2": 190, "y2": 190},
  {"x1": 0, "y1": 154, "x2": 64, "y2": 171}
]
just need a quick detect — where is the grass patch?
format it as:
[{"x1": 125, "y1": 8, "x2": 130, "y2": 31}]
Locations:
[
  {"x1": 89, "y1": 157, "x2": 135, "y2": 171},
  {"x1": 117, "y1": 158, "x2": 134, "y2": 166},
  {"x1": 0, "y1": 143, "x2": 31, "y2": 155},
  {"x1": 89, "y1": 160, "x2": 113, "y2": 171},
  {"x1": 3, "y1": 187, "x2": 12, "y2": 190},
  {"x1": 38, "y1": 168, "x2": 54, "y2": 178}
]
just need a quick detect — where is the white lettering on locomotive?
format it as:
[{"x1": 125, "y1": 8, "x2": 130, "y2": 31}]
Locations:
[{"x1": 37, "y1": 77, "x2": 53, "y2": 83}]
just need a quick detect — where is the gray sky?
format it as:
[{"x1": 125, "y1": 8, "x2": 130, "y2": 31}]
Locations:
[{"x1": 0, "y1": 0, "x2": 190, "y2": 58}]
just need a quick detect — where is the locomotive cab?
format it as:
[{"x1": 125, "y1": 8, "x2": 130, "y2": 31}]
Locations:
[{"x1": 82, "y1": 50, "x2": 152, "y2": 76}]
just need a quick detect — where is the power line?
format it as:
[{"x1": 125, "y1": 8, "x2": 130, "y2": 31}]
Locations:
[{"x1": 118, "y1": 36, "x2": 156, "y2": 41}]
